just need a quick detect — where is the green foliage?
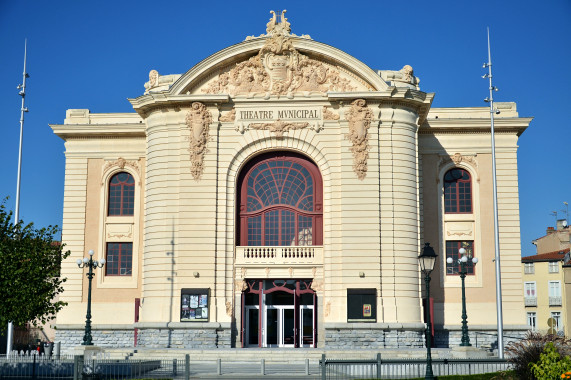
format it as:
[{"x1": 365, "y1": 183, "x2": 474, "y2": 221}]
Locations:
[
  {"x1": 0, "y1": 201, "x2": 70, "y2": 331},
  {"x1": 529, "y1": 342, "x2": 571, "y2": 380},
  {"x1": 505, "y1": 331, "x2": 571, "y2": 380}
]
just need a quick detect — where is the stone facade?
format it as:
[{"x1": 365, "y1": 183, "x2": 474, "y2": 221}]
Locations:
[{"x1": 50, "y1": 11, "x2": 532, "y2": 351}]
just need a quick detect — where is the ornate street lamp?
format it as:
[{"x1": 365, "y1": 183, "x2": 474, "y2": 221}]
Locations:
[
  {"x1": 447, "y1": 247, "x2": 478, "y2": 347},
  {"x1": 76, "y1": 250, "x2": 105, "y2": 346},
  {"x1": 418, "y1": 242, "x2": 437, "y2": 380}
]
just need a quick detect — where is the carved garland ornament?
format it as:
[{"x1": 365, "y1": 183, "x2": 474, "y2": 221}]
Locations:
[
  {"x1": 203, "y1": 11, "x2": 356, "y2": 98},
  {"x1": 437, "y1": 153, "x2": 479, "y2": 182},
  {"x1": 103, "y1": 157, "x2": 140, "y2": 176},
  {"x1": 345, "y1": 99, "x2": 374, "y2": 180},
  {"x1": 249, "y1": 119, "x2": 309, "y2": 138},
  {"x1": 185, "y1": 102, "x2": 212, "y2": 180}
]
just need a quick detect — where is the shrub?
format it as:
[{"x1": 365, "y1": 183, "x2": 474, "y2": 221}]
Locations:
[
  {"x1": 529, "y1": 342, "x2": 571, "y2": 380},
  {"x1": 504, "y1": 331, "x2": 571, "y2": 379}
]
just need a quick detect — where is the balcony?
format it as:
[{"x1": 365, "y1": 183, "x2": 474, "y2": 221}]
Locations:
[
  {"x1": 549, "y1": 296, "x2": 562, "y2": 306},
  {"x1": 524, "y1": 297, "x2": 537, "y2": 307},
  {"x1": 235, "y1": 246, "x2": 323, "y2": 266}
]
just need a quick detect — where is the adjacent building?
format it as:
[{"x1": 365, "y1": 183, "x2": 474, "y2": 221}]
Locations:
[
  {"x1": 522, "y1": 221, "x2": 571, "y2": 336},
  {"x1": 50, "y1": 11, "x2": 531, "y2": 351}
]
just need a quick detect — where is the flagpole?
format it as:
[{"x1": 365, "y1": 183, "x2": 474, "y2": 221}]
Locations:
[
  {"x1": 483, "y1": 27, "x2": 504, "y2": 359},
  {"x1": 7, "y1": 39, "x2": 30, "y2": 356}
]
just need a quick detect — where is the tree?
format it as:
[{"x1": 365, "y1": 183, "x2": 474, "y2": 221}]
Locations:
[{"x1": 0, "y1": 201, "x2": 70, "y2": 331}]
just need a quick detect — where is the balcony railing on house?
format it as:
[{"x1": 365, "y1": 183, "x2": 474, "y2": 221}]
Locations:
[
  {"x1": 549, "y1": 296, "x2": 562, "y2": 306},
  {"x1": 235, "y1": 246, "x2": 323, "y2": 265},
  {"x1": 524, "y1": 297, "x2": 537, "y2": 307}
]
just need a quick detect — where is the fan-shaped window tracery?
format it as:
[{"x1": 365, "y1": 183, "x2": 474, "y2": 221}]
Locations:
[{"x1": 239, "y1": 153, "x2": 322, "y2": 246}]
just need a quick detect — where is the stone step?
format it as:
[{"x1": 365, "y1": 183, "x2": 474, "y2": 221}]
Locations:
[{"x1": 97, "y1": 347, "x2": 492, "y2": 361}]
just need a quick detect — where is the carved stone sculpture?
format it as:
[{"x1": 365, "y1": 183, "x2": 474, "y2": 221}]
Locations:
[
  {"x1": 219, "y1": 108, "x2": 236, "y2": 122},
  {"x1": 345, "y1": 99, "x2": 374, "y2": 180},
  {"x1": 225, "y1": 301, "x2": 232, "y2": 317},
  {"x1": 185, "y1": 102, "x2": 212, "y2": 180},
  {"x1": 203, "y1": 11, "x2": 356, "y2": 98},
  {"x1": 323, "y1": 106, "x2": 339, "y2": 120}
]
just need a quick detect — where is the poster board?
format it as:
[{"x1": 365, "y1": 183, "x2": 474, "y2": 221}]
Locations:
[
  {"x1": 347, "y1": 288, "x2": 376, "y2": 322},
  {"x1": 181, "y1": 288, "x2": 210, "y2": 322}
]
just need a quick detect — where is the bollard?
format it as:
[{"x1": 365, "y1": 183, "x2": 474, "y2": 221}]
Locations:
[
  {"x1": 305, "y1": 358, "x2": 309, "y2": 375},
  {"x1": 261, "y1": 358, "x2": 265, "y2": 375},
  {"x1": 54, "y1": 342, "x2": 61, "y2": 359},
  {"x1": 217, "y1": 358, "x2": 222, "y2": 375}
]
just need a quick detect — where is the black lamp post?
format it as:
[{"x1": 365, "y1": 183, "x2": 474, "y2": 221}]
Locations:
[
  {"x1": 447, "y1": 247, "x2": 478, "y2": 347},
  {"x1": 76, "y1": 250, "x2": 105, "y2": 346},
  {"x1": 418, "y1": 242, "x2": 437, "y2": 380}
]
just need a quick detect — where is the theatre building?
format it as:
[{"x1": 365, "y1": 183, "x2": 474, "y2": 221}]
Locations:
[{"x1": 51, "y1": 12, "x2": 532, "y2": 351}]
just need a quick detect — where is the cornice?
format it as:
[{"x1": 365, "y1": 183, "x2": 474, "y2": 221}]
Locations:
[
  {"x1": 50, "y1": 123, "x2": 146, "y2": 141},
  {"x1": 128, "y1": 94, "x2": 230, "y2": 118},
  {"x1": 419, "y1": 117, "x2": 532, "y2": 136}
]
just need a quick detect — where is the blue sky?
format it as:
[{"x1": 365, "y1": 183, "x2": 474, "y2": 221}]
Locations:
[{"x1": 1, "y1": 1, "x2": 569, "y2": 256}]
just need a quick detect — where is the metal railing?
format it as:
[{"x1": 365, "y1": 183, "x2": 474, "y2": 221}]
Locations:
[
  {"x1": 319, "y1": 354, "x2": 511, "y2": 380},
  {"x1": 524, "y1": 296, "x2": 537, "y2": 306},
  {"x1": 549, "y1": 296, "x2": 562, "y2": 306}
]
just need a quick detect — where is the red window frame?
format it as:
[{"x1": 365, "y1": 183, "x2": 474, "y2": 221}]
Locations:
[
  {"x1": 237, "y1": 152, "x2": 323, "y2": 246},
  {"x1": 105, "y1": 242, "x2": 133, "y2": 276},
  {"x1": 108, "y1": 172, "x2": 135, "y2": 216},
  {"x1": 444, "y1": 168, "x2": 472, "y2": 214},
  {"x1": 445, "y1": 241, "x2": 475, "y2": 276}
]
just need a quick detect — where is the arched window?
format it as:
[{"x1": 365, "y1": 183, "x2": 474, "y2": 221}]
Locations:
[
  {"x1": 238, "y1": 153, "x2": 323, "y2": 246},
  {"x1": 444, "y1": 168, "x2": 472, "y2": 213},
  {"x1": 108, "y1": 172, "x2": 135, "y2": 216}
]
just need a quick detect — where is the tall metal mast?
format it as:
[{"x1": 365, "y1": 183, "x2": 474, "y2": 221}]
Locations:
[
  {"x1": 7, "y1": 39, "x2": 30, "y2": 355},
  {"x1": 482, "y1": 27, "x2": 504, "y2": 359}
]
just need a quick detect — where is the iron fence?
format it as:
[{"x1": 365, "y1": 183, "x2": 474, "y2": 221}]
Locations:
[{"x1": 319, "y1": 354, "x2": 511, "y2": 379}]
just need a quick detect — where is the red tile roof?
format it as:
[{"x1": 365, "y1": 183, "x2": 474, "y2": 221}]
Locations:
[{"x1": 522, "y1": 248, "x2": 569, "y2": 262}]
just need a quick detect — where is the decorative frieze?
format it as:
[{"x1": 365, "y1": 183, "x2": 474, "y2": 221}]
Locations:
[
  {"x1": 185, "y1": 102, "x2": 212, "y2": 180},
  {"x1": 345, "y1": 99, "x2": 374, "y2": 180}
]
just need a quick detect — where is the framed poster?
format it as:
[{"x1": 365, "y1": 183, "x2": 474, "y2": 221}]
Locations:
[
  {"x1": 347, "y1": 288, "x2": 376, "y2": 322},
  {"x1": 181, "y1": 288, "x2": 210, "y2": 322}
]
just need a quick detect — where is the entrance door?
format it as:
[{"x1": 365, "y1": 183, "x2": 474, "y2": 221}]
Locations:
[
  {"x1": 264, "y1": 306, "x2": 295, "y2": 347},
  {"x1": 300, "y1": 306, "x2": 313, "y2": 347},
  {"x1": 245, "y1": 306, "x2": 259, "y2": 347}
]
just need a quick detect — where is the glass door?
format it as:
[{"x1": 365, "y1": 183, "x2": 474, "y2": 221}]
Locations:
[
  {"x1": 245, "y1": 306, "x2": 259, "y2": 347},
  {"x1": 300, "y1": 306, "x2": 313, "y2": 347},
  {"x1": 264, "y1": 306, "x2": 295, "y2": 347}
]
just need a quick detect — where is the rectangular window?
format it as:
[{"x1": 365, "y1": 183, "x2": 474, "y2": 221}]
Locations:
[
  {"x1": 524, "y1": 263, "x2": 535, "y2": 274},
  {"x1": 527, "y1": 312, "x2": 537, "y2": 331},
  {"x1": 347, "y1": 289, "x2": 376, "y2": 323},
  {"x1": 446, "y1": 241, "x2": 475, "y2": 275},
  {"x1": 548, "y1": 261, "x2": 559, "y2": 273},
  {"x1": 105, "y1": 242, "x2": 133, "y2": 276},
  {"x1": 524, "y1": 282, "x2": 536, "y2": 297},
  {"x1": 550, "y1": 311, "x2": 562, "y2": 331},
  {"x1": 549, "y1": 281, "x2": 562, "y2": 306}
]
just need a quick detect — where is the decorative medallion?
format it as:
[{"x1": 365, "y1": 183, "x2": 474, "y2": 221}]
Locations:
[
  {"x1": 202, "y1": 10, "x2": 358, "y2": 98},
  {"x1": 249, "y1": 119, "x2": 309, "y2": 138},
  {"x1": 185, "y1": 102, "x2": 212, "y2": 180},
  {"x1": 345, "y1": 99, "x2": 374, "y2": 180}
]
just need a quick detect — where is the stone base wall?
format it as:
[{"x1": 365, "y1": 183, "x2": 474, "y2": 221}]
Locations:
[
  {"x1": 55, "y1": 325, "x2": 231, "y2": 354},
  {"x1": 56, "y1": 330, "x2": 134, "y2": 353},
  {"x1": 434, "y1": 328, "x2": 529, "y2": 349},
  {"x1": 324, "y1": 324, "x2": 425, "y2": 349}
]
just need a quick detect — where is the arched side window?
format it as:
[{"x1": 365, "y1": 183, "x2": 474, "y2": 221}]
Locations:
[
  {"x1": 238, "y1": 153, "x2": 323, "y2": 246},
  {"x1": 444, "y1": 168, "x2": 472, "y2": 213},
  {"x1": 108, "y1": 172, "x2": 135, "y2": 216}
]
